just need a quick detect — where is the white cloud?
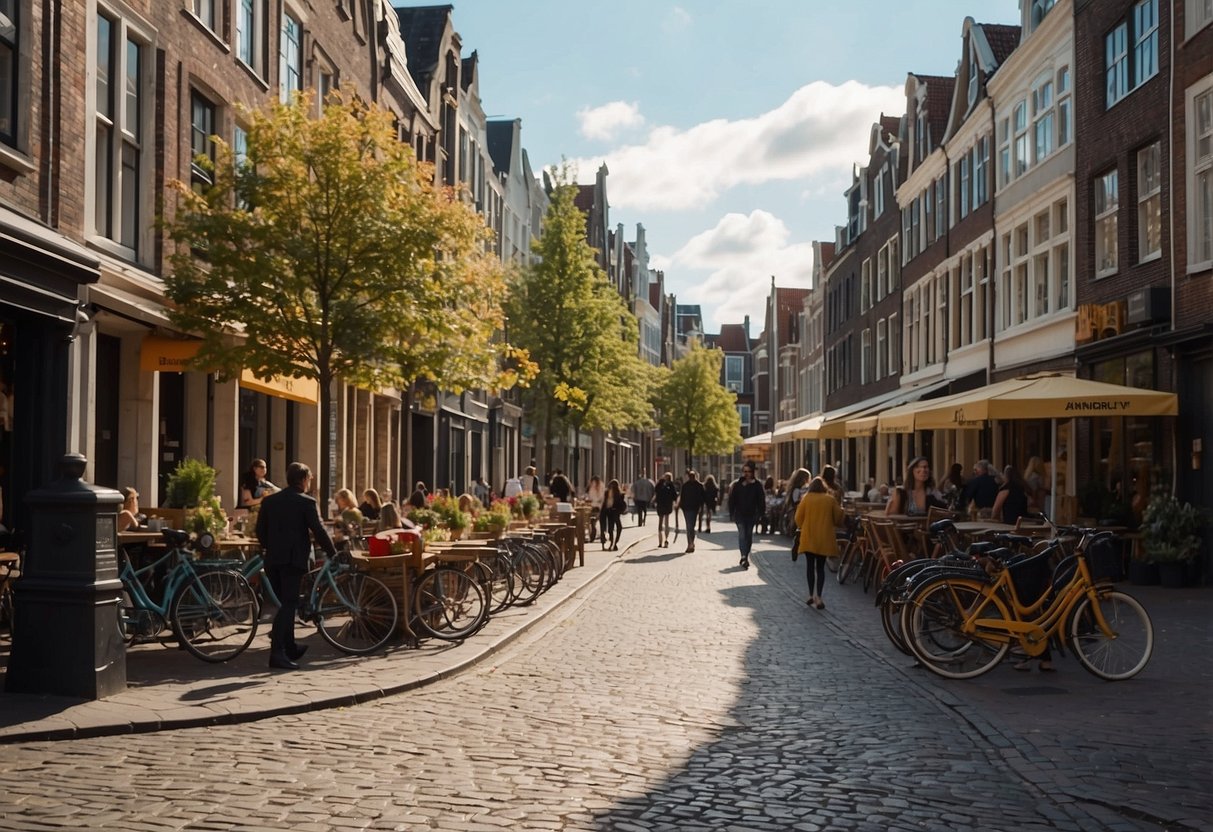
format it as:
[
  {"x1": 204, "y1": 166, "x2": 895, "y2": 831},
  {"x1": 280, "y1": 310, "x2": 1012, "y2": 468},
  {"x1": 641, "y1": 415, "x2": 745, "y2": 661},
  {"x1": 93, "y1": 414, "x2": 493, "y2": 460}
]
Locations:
[
  {"x1": 663, "y1": 6, "x2": 692, "y2": 32},
  {"x1": 567, "y1": 80, "x2": 903, "y2": 212},
  {"x1": 576, "y1": 101, "x2": 645, "y2": 142},
  {"x1": 656, "y1": 210, "x2": 816, "y2": 329}
]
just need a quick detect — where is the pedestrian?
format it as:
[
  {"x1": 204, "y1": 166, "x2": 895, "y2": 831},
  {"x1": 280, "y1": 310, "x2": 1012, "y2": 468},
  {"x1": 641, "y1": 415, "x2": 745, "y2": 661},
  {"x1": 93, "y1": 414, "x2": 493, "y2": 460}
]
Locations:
[
  {"x1": 678, "y1": 470, "x2": 706, "y2": 553},
  {"x1": 631, "y1": 471, "x2": 655, "y2": 527},
  {"x1": 727, "y1": 463, "x2": 764, "y2": 569},
  {"x1": 473, "y1": 476, "x2": 492, "y2": 508},
  {"x1": 820, "y1": 464, "x2": 845, "y2": 504},
  {"x1": 549, "y1": 469, "x2": 573, "y2": 502},
  {"x1": 520, "y1": 466, "x2": 542, "y2": 495},
  {"x1": 601, "y1": 478, "x2": 626, "y2": 551},
  {"x1": 585, "y1": 475, "x2": 605, "y2": 542},
  {"x1": 941, "y1": 462, "x2": 966, "y2": 509},
  {"x1": 255, "y1": 462, "x2": 337, "y2": 670},
  {"x1": 700, "y1": 474, "x2": 719, "y2": 533},
  {"x1": 653, "y1": 472, "x2": 678, "y2": 547},
  {"x1": 1024, "y1": 456, "x2": 1049, "y2": 510},
  {"x1": 783, "y1": 468, "x2": 812, "y2": 535},
  {"x1": 239, "y1": 458, "x2": 277, "y2": 509},
  {"x1": 795, "y1": 476, "x2": 846, "y2": 610},
  {"x1": 761, "y1": 476, "x2": 780, "y2": 534}
]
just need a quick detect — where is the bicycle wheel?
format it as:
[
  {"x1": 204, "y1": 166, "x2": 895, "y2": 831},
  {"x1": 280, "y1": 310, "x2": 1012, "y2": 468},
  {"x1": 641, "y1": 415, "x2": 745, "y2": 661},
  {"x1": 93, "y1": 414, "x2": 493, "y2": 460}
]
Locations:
[
  {"x1": 836, "y1": 541, "x2": 859, "y2": 585},
  {"x1": 906, "y1": 578, "x2": 1009, "y2": 680},
  {"x1": 412, "y1": 567, "x2": 488, "y2": 641},
  {"x1": 880, "y1": 597, "x2": 912, "y2": 656},
  {"x1": 316, "y1": 571, "x2": 398, "y2": 655},
  {"x1": 171, "y1": 570, "x2": 259, "y2": 662},
  {"x1": 480, "y1": 555, "x2": 514, "y2": 616},
  {"x1": 511, "y1": 547, "x2": 547, "y2": 606},
  {"x1": 1069, "y1": 590, "x2": 1153, "y2": 680}
]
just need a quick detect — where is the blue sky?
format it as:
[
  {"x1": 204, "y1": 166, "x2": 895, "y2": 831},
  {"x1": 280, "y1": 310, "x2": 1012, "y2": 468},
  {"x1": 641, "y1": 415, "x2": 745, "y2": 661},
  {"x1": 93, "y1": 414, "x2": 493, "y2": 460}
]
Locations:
[{"x1": 428, "y1": 1, "x2": 1022, "y2": 331}]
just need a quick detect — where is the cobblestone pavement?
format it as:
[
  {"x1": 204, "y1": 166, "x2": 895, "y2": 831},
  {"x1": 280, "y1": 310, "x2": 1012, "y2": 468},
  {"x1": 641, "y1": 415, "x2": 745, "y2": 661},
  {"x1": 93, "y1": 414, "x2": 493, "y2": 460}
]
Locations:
[{"x1": 0, "y1": 528, "x2": 1208, "y2": 831}]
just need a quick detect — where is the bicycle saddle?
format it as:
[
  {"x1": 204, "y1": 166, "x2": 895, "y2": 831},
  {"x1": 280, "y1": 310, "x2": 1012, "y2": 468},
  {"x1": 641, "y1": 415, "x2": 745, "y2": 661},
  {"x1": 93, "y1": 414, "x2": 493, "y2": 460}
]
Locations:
[
  {"x1": 966, "y1": 541, "x2": 997, "y2": 556},
  {"x1": 161, "y1": 528, "x2": 191, "y2": 547},
  {"x1": 929, "y1": 519, "x2": 956, "y2": 535},
  {"x1": 993, "y1": 533, "x2": 1035, "y2": 548}
]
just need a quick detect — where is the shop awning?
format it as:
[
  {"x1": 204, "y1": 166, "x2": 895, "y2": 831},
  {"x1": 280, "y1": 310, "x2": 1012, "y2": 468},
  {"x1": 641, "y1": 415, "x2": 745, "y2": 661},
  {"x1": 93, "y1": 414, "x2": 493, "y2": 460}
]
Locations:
[
  {"x1": 140, "y1": 336, "x2": 319, "y2": 405},
  {"x1": 772, "y1": 413, "x2": 825, "y2": 443},
  {"x1": 817, "y1": 386, "x2": 921, "y2": 440},
  {"x1": 743, "y1": 431, "x2": 772, "y2": 448},
  {"x1": 837, "y1": 378, "x2": 954, "y2": 436},
  {"x1": 911, "y1": 373, "x2": 1178, "y2": 429}
]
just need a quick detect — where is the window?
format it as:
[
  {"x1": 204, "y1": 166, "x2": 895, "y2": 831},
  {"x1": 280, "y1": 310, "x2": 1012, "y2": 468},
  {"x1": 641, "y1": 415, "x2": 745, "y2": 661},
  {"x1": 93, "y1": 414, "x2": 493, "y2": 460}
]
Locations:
[
  {"x1": 902, "y1": 205, "x2": 912, "y2": 260},
  {"x1": 190, "y1": 91, "x2": 216, "y2": 192},
  {"x1": 1188, "y1": 0, "x2": 1213, "y2": 36},
  {"x1": 192, "y1": 0, "x2": 215, "y2": 30},
  {"x1": 973, "y1": 137, "x2": 989, "y2": 208},
  {"x1": 1133, "y1": 0, "x2": 1158, "y2": 88},
  {"x1": 737, "y1": 404, "x2": 751, "y2": 436},
  {"x1": 1191, "y1": 85, "x2": 1213, "y2": 267},
  {"x1": 924, "y1": 181, "x2": 934, "y2": 241},
  {"x1": 1107, "y1": 1, "x2": 1159, "y2": 108},
  {"x1": 237, "y1": 0, "x2": 264, "y2": 74},
  {"x1": 1032, "y1": 0, "x2": 1056, "y2": 29},
  {"x1": 967, "y1": 52, "x2": 978, "y2": 107},
  {"x1": 876, "y1": 244, "x2": 888, "y2": 302},
  {"x1": 876, "y1": 319, "x2": 887, "y2": 379},
  {"x1": 889, "y1": 312, "x2": 900, "y2": 376},
  {"x1": 1013, "y1": 101, "x2": 1029, "y2": 177},
  {"x1": 936, "y1": 173, "x2": 948, "y2": 238},
  {"x1": 847, "y1": 188, "x2": 861, "y2": 243},
  {"x1": 910, "y1": 197, "x2": 921, "y2": 256},
  {"x1": 1033, "y1": 75, "x2": 1054, "y2": 162},
  {"x1": 861, "y1": 258, "x2": 871, "y2": 312},
  {"x1": 1057, "y1": 67, "x2": 1072, "y2": 147},
  {"x1": 997, "y1": 118, "x2": 1010, "y2": 188},
  {"x1": 1095, "y1": 169, "x2": 1119, "y2": 276},
  {"x1": 725, "y1": 355, "x2": 744, "y2": 393},
  {"x1": 861, "y1": 329, "x2": 871, "y2": 385},
  {"x1": 888, "y1": 236, "x2": 900, "y2": 289},
  {"x1": 279, "y1": 11, "x2": 302, "y2": 103},
  {"x1": 1106, "y1": 23, "x2": 1129, "y2": 106},
  {"x1": 0, "y1": 0, "x2": 17, "y2": 145},
  {"x1": 93, "y1": 10, "x2": 147, "y2": 254},
  {"x1": 873, "y1": 167, "x2": 885, "y2": 218},
  {"x1": 958, "y1": 156, "x2": 970, "y2": 218},
  {"x1": 959, "y1": 254, "x2": 974, "y2": 346},
  {"x1": 916, "y1": 111, "x2": 928, "y2": 163},
  {"x1": 1137, "y1": 141, "x2": 1161, "y2": 261}
]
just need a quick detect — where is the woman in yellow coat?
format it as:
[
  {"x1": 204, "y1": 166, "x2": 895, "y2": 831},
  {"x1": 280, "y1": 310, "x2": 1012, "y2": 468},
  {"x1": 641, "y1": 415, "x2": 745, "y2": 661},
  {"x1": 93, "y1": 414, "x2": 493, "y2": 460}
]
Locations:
[{"x1": 795, "y1": 477, "x2": 846, "y2": 610}]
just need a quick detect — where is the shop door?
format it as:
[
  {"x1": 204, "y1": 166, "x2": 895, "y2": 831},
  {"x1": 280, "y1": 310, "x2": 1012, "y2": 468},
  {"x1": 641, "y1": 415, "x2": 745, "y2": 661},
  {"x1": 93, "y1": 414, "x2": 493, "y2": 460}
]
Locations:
[
  {"x1": 449, "y1": 427, "x2": 466, "y2": 495},
  {"x1": 93, "y1": 334, "x2": 121, "y2": 487},
  {"x1": 157, "y1": 372, "x2": 186, "y2": 497}
]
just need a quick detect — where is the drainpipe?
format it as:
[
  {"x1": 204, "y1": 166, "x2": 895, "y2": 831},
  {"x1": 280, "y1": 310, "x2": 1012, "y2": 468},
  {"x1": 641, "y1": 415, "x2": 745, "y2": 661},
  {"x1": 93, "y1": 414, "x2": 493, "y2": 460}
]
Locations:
[{"x1": 1167, "y1": 0, "x2": 1177, "y2": 495}]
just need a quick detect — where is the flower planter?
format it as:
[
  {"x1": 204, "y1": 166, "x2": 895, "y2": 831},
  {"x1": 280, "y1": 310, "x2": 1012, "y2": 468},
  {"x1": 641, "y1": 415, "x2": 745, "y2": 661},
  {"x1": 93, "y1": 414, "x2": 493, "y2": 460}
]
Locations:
[{"x1": 1127, "y1": 560, "x2": 1159, "y2": 586}]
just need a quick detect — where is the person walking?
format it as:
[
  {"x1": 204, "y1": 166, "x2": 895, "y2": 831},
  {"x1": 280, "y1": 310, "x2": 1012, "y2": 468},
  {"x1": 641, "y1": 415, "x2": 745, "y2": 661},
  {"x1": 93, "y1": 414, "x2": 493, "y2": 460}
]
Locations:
[
  {"x1": 585, "y1": 475, "x2": 605, "y2": 542},
  {"x1": 653, "y1": 472, "x2": 678, "y2": 547},
  {"x1": 549, "y1": 469, "x2": 573, "y2": 503},
  {"x1": 700, "y1": 474, "x2": 720, "y2": 533},
  {"x1": 795, "y1": 477, "x2": 845, "y2": 610},
  {"x1": 631, "y1": 472, "x2": 655, "y2": 527},
  {"x1": 678, "y1": 470, "x2": 706, "y2": 553},
  {"x1": 601, "y1": 479, "x2": 626, "y2": 551},
  {"x1": 727, "y1": 463, "x2": 764, "y2": 569},
  {"x1": 255, "y1": 462, "x2": 337, "y2": 670}
]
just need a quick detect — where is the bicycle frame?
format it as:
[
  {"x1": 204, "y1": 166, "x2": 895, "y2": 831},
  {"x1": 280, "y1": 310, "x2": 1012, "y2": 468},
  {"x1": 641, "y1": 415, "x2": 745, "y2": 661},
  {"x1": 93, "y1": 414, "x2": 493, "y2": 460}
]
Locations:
[{"x1": 119, "y1": 546, "x2": 199, "y2": 619}]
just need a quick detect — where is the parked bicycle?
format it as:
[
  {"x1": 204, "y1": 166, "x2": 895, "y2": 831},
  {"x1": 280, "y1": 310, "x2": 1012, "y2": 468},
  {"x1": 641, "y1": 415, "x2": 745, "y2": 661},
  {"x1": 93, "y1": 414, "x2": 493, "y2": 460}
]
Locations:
[{"x1": 116, "y1": 529, "x2": 259, "y2": 662}]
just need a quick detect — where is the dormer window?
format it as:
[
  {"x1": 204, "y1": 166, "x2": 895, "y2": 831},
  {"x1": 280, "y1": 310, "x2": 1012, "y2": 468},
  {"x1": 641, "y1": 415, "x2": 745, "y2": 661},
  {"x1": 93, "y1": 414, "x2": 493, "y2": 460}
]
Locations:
[
  {"x1": 967, "y1": 53, "x2": 979, "y2": 107},
  {"x1": 915, "y1": 111, "x2": 929, "y2": 162},
  {"x1": 1031, "y1": 0, "x2": 1056, "y2": 29}
]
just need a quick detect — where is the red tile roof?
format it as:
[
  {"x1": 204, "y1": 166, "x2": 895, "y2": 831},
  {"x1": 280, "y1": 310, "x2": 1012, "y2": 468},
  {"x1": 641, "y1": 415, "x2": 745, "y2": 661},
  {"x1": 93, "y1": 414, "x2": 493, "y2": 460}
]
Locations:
[
  {"x1": 715, "y1": 323, "x2": 751, "y2": 352},
  {"x1": 981, "y1": 23, "x2": 1022, "y2": 68}
]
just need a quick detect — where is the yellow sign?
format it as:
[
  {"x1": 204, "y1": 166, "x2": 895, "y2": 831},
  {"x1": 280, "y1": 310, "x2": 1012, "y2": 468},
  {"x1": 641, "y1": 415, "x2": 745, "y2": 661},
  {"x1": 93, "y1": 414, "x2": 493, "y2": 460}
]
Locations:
[
  {"x1": 140, "y1": 335, "x2": 318, "y2": 405},
  {"x1": 239, "y1": 370, "x2": 319, "y2": 405}
]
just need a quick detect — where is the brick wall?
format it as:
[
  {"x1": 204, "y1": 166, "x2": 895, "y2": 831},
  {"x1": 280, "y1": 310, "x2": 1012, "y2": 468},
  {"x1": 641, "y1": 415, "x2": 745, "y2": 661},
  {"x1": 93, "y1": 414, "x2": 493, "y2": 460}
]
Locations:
[{"x1": 1173, "y1": 1, "x2": 1213, "y2": 331}]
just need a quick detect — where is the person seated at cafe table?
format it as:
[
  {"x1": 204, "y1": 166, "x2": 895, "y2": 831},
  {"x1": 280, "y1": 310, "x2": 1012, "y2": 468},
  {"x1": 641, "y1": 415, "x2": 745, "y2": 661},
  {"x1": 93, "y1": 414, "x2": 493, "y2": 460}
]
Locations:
[
  {"x1": 959, "y1": 460, "x2": 1000, "y2": 515},
  {"x1": 886, "y1": 457, "x2": 947, "y2": 517},
  {"x1": 993, "y1": 465, "x2": 1032, "y2": 525},
  {"x1": 117, "y1": 486, "x2": 143, "y2": 532},
  {"x1": 358, "y1": 488, "x2": 383, "y2": 522},
  {"x1": 240, "y1": 458, "x2": 277, "y2": 508}
]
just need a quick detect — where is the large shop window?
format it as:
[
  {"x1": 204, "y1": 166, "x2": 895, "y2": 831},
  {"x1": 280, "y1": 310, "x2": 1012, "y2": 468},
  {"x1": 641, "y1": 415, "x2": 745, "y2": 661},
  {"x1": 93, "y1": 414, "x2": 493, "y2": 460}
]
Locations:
[
  {"x1": 0, "y1": 0, "x2": 17, "y2": 147},
  {"x1": 1091, "y1": 352, "x2": 1164, "y2": 521},
  {"x1": 0, "y1": 321, "x2": 12, "y2": 544}
]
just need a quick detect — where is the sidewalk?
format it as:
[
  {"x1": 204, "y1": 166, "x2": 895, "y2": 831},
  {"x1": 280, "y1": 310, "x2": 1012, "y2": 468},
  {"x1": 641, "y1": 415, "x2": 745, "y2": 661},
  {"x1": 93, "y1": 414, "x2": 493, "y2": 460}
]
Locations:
[{"x1": 0, "y1": 521, "x2": 660, "y2": 743}]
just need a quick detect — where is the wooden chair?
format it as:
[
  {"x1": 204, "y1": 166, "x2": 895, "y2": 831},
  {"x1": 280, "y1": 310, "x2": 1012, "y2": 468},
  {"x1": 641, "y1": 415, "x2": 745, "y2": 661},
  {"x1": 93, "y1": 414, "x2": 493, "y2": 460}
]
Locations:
[
  {"x1": 918, "y1": 507, "x2": 959, "y2": 557},
  {"x1": 1013, "y1": 515, "x2": 1053, "y2": 538}
]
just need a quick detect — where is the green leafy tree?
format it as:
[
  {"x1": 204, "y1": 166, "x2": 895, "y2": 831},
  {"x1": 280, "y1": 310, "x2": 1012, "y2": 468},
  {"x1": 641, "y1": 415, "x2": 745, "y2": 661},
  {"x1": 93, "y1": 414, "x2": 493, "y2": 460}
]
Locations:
[
  {"x1": 162, "y1": 92, "x2": 515, "y2": 505},
  {"x1": 508, "y1": 167, "x2": 654, "y2": 470},
  {"x1": 652, "y1": 340, "x2": 742, "y2": 463}
]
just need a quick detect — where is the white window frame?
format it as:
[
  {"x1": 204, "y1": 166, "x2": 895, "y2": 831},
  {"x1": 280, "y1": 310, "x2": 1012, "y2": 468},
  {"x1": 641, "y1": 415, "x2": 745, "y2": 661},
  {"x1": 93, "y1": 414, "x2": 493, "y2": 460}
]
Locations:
[
  {"x1": 1095, "y1": 169, "x2": 1120, "y2": 278},
  {"x1": 1032, "y1": 72, "x2": 1055, "y2": 164},
  {"x1": 1133, "y1": 0, "x2": 1159, "y2": 89},
  {"x1": 1106, "y1": 22, "x2": 1129, "y2": 107},
  {"x1": 873, "y1": 166, "x2": 886, "y2": 218},
  {"x1": 936, "y1": 173, "x2": 948, "y2": 237},
  {"x1": 888, "y1": 312, "x2": 900, "y2": 376},
  {"x1": 1187, "y1": 78, "x2": 1213, "y2": 271},
  {"x1": 888, "y1": 236, "x2": 900, "y2": 290},
  {"x1": 237, "y1": 0, "x2": 265, "y2": 77},
  {"x1": 89, "y1": 4, "x2": 153, "y2": 261},
  {"x1": 876, "y1": 244, "x2": 888, "y2": 302},
  {"x1": 725, "y1": 355, "x2": 744, "y2": 393},
  {"x1": 191, "y1": 0, "x2": 215, "y2": 32},
  {"x1": 279, "y1": 9, "x2": 303, "y2": 103},
  {"x1": 1137, "y1": 141, "x2": 1161, "y2": 262},
  {"x1": 958, "y1": 155, "x2": 970, "y2": 218},
  {"x1": 861, "y1": 328, "x2": 871, "y2": 385},
  {"x1": 1013, "y1": 100, "x2": 1029, "y2": 178},
  {"x1": 1057, "y1": 66, "x2": 1072, "y2": 148},
  {"x1": 876, "y1": 318, "x2": 887, "y2": 379},
  {"x1": 1187, "y1": 0, "x2": 1213, "y2": 38},
  {"x1": 861, "y1": 258, "x2": 871, "y2": 313},
  {"x1": 967, "y1": 52, "x2": 979, "y2": 107},
  {"x1": 973, "y1": 137, "x2": 989, "y2": 208}
]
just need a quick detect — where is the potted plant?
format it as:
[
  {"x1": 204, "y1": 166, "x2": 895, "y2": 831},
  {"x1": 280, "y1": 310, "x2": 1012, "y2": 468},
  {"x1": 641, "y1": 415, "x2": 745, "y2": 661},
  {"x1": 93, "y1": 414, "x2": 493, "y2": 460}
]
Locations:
[
  {"x1": 165, "y1": 457, "x2": 218, "y2": 509},
  {"x1": 1141, "y1": 489, "x2": 1210, "y2": 587},
  {"x1": 519, "y1": 494, "x2": 541, "y2": 522},
  {"x1": 428, "y1": 494, "x2": 470, "y2": 539}
]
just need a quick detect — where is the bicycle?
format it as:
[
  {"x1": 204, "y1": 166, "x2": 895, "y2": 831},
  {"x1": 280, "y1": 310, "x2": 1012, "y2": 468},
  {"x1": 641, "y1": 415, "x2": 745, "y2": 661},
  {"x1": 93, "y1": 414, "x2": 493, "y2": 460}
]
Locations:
[
  {"x1": 116, "y1": 529, "x2": 259, "y2": 662},
  {"x1": 242, "y1": 546, "x2": 398, "y2": 655},
  {"x1": 902, "y1": 523, "x2": 1153, "y2": 681}
]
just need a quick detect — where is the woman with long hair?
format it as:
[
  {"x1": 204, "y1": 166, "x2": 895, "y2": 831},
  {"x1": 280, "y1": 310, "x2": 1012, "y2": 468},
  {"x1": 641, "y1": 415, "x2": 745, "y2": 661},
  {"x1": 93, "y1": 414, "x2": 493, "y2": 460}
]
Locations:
[
  {"x1": 994, "y1": 465, "x2": 1031, "y2": 525},
  {"x1": 601, "y1": 479, "x2": 626, "y2": 551},
  {"x1": 585, "y1": 475, "x2": 605, "y2": 542},
  {"x1": 820, "y1": 465, "x2": 844, "y2": 504},
  {"x1": 886, "y1": 457, "x2": 945, "y2": 516},
  {"x1": 700, "y1": 474, "x2": 719, "y2": 534},
  {"x1": 358, "y1": 488, "x2": 383, "y2": 522},
  {"x1": 795, "y1": 477, "x2": 845, "y2": 610},
  {"x1": 240, "y1": 459, "x2": 276, "y2": 508}
]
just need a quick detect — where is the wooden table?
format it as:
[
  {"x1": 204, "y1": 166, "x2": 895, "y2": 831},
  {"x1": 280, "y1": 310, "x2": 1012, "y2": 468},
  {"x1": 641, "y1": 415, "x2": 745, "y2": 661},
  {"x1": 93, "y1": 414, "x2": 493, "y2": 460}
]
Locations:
[
  {"x1": 116, "y1": 530, "x2": 165, "y2": 546},
  {"x1": 951, "y1": 521, "x2": 1017, "y2": 537}
]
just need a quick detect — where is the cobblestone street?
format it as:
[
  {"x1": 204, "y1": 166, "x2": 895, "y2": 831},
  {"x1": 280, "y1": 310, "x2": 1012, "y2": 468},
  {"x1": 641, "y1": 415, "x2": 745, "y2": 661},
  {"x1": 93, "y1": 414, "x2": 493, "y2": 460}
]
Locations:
[{"x1": 0, "y1": 527, "x2": 1208, "y2": 831}]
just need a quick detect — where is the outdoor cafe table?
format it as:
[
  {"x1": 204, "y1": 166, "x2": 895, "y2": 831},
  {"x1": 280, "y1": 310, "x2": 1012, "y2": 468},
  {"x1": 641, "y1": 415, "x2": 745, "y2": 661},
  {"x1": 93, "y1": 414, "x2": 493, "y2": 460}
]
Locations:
[{"x1": 951, "y1": 520, "x2": 1016, "y2": 539}]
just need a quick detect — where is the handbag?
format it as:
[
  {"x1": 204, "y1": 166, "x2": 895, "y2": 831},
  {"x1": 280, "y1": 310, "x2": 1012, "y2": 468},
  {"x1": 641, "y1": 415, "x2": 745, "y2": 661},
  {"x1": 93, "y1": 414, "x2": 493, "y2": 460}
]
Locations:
[{"x1": 791, "y1": 526, "x2": 800, "y2": 562}]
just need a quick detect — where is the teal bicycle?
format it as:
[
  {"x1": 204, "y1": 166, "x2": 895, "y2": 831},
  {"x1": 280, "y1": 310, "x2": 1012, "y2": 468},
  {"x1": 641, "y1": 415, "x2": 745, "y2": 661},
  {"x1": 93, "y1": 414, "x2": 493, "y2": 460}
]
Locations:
[
  {"x1": 116, "y1": 529, "x2": 260, "y2": 662},
  {"x1": 241, "y1": 547, "x2": 398, "y2": 655}
]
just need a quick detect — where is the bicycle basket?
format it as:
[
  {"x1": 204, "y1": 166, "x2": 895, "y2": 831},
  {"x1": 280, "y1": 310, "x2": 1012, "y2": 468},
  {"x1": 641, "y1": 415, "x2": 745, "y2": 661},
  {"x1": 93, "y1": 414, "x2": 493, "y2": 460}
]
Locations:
[
  {"x1": 1086, "y1": 535, "x2": 1123, "y2": 582},
  {"x1": 1007, "y1": 551, "x2": 1053, "y2": 604}
]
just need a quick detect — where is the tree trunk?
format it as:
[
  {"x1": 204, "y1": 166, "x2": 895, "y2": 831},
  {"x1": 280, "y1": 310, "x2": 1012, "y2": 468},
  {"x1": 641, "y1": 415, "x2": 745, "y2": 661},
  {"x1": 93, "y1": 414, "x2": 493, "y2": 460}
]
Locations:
[{"x1": 318, "y1": 369, "x2": 335, "y2": 519}]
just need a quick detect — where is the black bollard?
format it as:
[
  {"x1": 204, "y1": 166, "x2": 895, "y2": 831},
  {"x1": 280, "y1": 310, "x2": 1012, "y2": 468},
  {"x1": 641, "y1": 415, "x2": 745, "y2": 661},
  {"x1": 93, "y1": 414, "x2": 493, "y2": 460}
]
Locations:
[{"x1": 5, "y1": 454, "x2": 126, "y2": 699}]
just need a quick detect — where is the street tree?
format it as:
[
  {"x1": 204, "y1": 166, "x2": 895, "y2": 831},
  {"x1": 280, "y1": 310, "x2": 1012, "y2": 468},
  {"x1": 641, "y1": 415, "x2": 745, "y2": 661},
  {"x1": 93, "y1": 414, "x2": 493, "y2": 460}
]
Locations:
[
  {"x1": 651, "y1": 340, "x2": 742, "y2": 465},
  {"x1": 508, "y1": 169, "x2": 654, "y2": 473},
  {"x1": 163, "y1": 92, "x2": 516, "y2": 505}
]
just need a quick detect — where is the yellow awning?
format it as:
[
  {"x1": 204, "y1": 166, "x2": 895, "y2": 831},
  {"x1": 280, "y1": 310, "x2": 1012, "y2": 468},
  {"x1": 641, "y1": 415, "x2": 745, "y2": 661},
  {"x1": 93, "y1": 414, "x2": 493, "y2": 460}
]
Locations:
[
  {"x1": 911, "y1": 373, "x2": 1178, "y2": 428},
  {"x1": 743, "y1": 431, "x2": 773, "y2": 448},
  {"x1": 846, "y1": 414, "x2": 878, "y2": 437},
  {"x1": 140, "y1": 335, "x2": 319, "y2": 405},
  {"x1": 772, "y1": 414, "x2": 824, "y2": 443},
  {"x1": 238, "y1": 370, "x2": 319, "y2": 405}
]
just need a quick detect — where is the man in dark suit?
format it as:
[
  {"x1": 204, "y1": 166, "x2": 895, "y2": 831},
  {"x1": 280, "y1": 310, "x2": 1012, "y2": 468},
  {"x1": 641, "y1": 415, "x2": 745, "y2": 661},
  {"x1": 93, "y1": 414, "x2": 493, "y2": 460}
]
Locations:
[{"x1": 256, "y1": 462, "x2": 336, "y2": 670}]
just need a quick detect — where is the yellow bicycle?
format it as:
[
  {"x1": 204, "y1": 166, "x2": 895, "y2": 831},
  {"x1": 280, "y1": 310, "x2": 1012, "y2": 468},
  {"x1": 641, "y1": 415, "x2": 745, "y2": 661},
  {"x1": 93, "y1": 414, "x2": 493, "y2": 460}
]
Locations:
[{"x1": 903, "y1": 527, "x2": 1153, "y2": 681}]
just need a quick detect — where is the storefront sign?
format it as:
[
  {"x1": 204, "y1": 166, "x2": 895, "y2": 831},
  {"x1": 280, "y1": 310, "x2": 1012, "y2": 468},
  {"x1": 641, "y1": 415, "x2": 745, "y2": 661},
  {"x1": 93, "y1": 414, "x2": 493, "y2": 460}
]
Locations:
[{"x1": 1063, "y1": 400, "x2": 1132, "y2": 413}]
